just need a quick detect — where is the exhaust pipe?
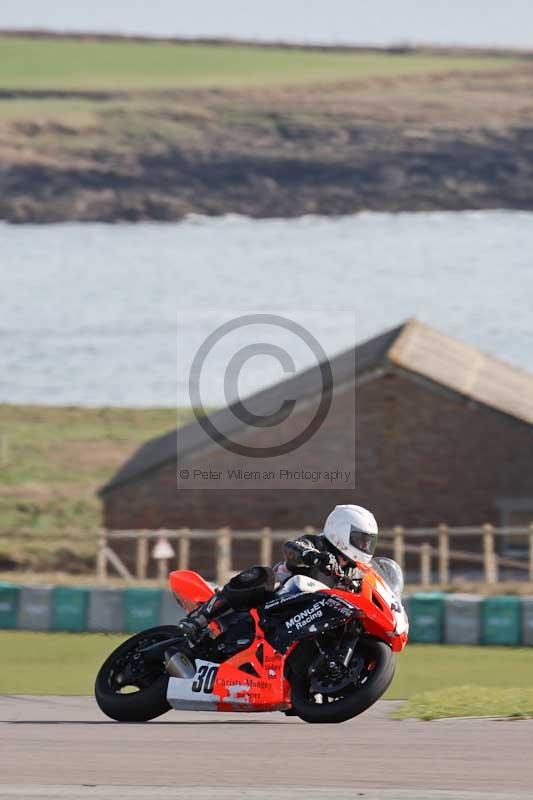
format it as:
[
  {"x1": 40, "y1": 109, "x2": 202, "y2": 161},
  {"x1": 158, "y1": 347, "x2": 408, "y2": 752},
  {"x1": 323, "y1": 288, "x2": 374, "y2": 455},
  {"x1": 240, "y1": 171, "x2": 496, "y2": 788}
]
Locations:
[{"x1": 164, "y1": 650, "x2": 197, "y2": 679}]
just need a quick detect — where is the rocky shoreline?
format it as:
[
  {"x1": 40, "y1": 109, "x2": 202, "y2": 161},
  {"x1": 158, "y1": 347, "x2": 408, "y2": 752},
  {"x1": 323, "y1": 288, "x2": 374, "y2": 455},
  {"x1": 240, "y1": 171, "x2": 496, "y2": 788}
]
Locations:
[
  {"x1": 1, "y1": 66, "x2": 533, "y2": 223},
  {"x1": 3, "y1": 132, "x2": 533, "y2": 225}
]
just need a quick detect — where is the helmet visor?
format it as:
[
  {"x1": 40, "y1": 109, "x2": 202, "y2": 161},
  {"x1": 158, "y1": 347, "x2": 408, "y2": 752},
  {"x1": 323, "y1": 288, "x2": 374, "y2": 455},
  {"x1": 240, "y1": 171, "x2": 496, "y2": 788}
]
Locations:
[{"x1": 349, "y1": 526, "x2": 377, "y2": 558}]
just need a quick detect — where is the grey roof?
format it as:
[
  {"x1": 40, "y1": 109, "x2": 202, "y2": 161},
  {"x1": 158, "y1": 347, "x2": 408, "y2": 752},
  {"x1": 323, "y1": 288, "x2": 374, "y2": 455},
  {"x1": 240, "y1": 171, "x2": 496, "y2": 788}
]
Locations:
[
  {"x1": 99, "y1": 319, "x2": 533, "y2": 495},
  {"x1": 389, "y1": 319, "x2": 533, "y2": 425}
]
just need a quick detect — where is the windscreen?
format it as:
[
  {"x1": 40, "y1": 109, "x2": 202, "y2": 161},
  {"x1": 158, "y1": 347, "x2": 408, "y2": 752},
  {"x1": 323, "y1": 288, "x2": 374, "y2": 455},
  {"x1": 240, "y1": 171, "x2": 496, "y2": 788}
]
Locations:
[{"x1": 372, "y1": 557, "x2": 405, "y2": 598}]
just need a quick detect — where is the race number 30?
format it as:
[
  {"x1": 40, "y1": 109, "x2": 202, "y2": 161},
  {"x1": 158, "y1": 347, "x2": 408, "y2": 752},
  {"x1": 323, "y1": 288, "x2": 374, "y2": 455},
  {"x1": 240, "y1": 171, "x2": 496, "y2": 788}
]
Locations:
[{"x1": 192, "y1": 665, "x2": 219, "y2": 694}]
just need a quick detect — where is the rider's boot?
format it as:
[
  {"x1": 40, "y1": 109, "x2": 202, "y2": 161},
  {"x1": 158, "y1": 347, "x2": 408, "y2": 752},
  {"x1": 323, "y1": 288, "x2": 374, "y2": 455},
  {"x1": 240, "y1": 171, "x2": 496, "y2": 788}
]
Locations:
[{"x1": 175, "y1": 591, "x2": 231, "y2": 644}]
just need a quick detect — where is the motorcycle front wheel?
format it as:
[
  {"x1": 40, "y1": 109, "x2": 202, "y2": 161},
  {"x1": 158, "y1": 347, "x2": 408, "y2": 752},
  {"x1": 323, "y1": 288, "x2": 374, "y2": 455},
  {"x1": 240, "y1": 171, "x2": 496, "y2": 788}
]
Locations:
[
  {"x1": 95, "y1": 625, "x2": 178, "y2": 722},
  {"x1": 289, "y1": 637, "x2": 396, "y2": 724}
]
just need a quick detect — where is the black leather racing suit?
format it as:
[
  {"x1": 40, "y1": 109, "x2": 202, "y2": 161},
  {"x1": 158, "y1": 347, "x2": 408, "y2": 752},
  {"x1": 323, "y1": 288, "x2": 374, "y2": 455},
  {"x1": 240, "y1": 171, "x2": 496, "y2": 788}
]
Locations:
[{"x1": 282, "y1": 533, "x2": 357, "y2": 587}]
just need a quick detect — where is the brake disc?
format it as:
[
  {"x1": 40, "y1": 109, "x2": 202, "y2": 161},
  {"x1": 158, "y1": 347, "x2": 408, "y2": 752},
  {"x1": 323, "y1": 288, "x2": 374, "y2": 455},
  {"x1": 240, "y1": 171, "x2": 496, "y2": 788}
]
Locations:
[{"x1": 310, "y1": 653, "x2": 365, "y2": 694}]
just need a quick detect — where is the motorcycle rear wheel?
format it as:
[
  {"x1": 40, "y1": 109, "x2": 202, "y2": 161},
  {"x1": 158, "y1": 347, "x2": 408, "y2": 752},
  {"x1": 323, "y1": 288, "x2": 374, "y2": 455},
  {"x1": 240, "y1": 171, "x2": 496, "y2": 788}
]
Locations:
[
  {"x1": 95, "y1": 625, "x2": 178, "y2": 722},
  {"x1": 289, "y1": 637, "x2": 395, "y2": 724}
]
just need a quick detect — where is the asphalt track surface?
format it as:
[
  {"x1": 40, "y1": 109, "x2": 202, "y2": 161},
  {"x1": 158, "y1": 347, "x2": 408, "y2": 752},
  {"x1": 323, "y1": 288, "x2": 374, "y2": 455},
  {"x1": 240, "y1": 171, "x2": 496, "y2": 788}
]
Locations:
[{"x1": 1, "y1": 696, "x2": 532, "y2": 800}]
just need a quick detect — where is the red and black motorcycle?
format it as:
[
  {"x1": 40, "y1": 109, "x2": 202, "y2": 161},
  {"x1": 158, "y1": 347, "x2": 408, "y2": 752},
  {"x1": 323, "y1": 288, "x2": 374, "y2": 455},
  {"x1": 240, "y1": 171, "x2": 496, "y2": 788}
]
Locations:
[{"x1": 95, "y1": 558, "x2": 408, "y2": 724}]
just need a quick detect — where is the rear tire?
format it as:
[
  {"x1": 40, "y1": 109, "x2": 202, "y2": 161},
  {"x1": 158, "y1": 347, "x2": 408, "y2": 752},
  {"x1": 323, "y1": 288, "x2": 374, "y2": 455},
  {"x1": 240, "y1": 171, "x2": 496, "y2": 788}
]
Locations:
[
  {"x1": 289, "y1": 638, "x2": 395, "y2": 724},
  {"x1": 95, "y1": 625, "x2": 178, "y2": 722}
]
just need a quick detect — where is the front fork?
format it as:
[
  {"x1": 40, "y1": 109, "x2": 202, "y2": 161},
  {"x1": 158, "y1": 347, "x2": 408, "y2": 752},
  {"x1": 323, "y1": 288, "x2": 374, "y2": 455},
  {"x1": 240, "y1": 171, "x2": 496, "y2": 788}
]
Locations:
[
  {"x1": 336, "y1": 638, "x2": 358, "y2": 671},
  {"x1": 313, "y1": 620, "x2": 363, "y2": 684},
  {"x1": 337, "y1": 620, "x2": 364, "y2": 667}
]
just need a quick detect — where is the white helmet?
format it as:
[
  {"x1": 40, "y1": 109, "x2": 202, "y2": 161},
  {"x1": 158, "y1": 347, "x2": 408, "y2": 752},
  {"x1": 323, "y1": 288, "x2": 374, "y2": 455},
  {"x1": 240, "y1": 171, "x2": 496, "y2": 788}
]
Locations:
[{"x1": 323, "y1": 504, "x2": 378, "y2": 564}]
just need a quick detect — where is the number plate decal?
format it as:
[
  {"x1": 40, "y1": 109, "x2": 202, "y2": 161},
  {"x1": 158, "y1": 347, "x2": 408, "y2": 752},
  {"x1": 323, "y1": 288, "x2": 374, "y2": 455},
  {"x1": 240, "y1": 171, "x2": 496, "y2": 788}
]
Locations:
[
  {"x1": 166, "y1": 660, "x2": 221, "y2": 710},
  {"x1": 191, "y1": 664, "x2": 219, "y2": 694}
]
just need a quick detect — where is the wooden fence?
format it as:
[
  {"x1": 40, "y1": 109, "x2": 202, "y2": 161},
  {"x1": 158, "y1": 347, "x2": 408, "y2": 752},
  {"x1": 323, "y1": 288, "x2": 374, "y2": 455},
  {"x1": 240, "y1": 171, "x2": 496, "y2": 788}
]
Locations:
[{"x1": 98, "y1": 524, "x2": 533, "y2": 586}]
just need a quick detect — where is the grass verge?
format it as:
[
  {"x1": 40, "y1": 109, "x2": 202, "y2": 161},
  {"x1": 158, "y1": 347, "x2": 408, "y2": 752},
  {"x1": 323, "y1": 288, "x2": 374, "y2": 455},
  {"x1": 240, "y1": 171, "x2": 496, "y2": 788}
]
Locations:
[
  {"x1": 389, "y1": 644, "x2": 533, "y2": 698},
  {"x1": 0, "y1": 631, "x2": 126, "y2": 695},
  {"x1": 1, "y1": 636, "x2": 532, "y2": 697},
  {"x1": 393, "y1": 685, "x2": 533, "y2": 720}
]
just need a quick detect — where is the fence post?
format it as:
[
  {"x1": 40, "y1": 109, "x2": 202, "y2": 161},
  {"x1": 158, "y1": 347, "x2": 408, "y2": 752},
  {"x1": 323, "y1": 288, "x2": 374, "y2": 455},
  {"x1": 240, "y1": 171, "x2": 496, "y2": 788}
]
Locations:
[
  {"x1": 178, "y1": 528, "x2": 191, "y2": 571},
  {"x1": 216, "y1": 527, "x2": 232, "y2": 586},
  {"x1": 420, "y1": 542, "x2": 432, "y2": 587},
  {"x1": 260, "y1": 527, "x2": 273, "y2": 566},
  {"x1": 0, "y1": 433, "x2": 8, "y2": 467},
  {"x1": 96, "y1": 529, "x2": 108, "y2": 582},
  {"x1": 152, "y1": 530, "x2": 175, "y2": 583},
  {"x1": 157, "y1": 556, "x2": 168, "y2": 583},
  {"x1": 393, "y1": 526, "x2": 405, "y2": 571},
  {"x1": 483, "y1": 523, "x2": 498, "y2": 584},
  {"x1": 438, "y1": 524, "x2": 450, "y2": 585},
  {"x1": 529, "y1": 524, "x2": 533, "y2": 581},
  {"x1": 136, "y1": 531, "x2": 148, "y2": 580}
]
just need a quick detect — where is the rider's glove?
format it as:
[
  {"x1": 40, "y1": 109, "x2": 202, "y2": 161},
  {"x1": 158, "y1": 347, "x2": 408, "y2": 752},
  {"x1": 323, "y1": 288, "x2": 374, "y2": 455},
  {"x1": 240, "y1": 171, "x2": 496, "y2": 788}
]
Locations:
[
  {"x1": 176, "y1": 618, "x2": 203, "y2": 643},
  {"x1": 315, "y1": 551, "x2": 339, "y2": 576},
  {"x1": 302, "y1": 549, "x2": 338, "y2": 576}
]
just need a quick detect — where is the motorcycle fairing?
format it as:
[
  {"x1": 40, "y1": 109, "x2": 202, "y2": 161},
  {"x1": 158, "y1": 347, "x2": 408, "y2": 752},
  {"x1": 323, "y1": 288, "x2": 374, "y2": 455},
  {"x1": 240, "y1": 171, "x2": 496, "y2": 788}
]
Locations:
[
  {"x1": 166, "y1": 609, "x2": 291, "y2": 713},
  {"x1": 331, "y1": 563, "x2": 408, "y2": 651},
  {"x1": 258, "y1": 590, "x2": 359, "y2": 652},
  {"x1": 169, "y1": 569, "x2": 214, "y2": 613}
]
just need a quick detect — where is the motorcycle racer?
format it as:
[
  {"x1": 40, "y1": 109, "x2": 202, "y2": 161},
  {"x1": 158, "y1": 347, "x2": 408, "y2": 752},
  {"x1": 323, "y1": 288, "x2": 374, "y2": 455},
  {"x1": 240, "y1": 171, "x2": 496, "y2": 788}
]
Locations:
[
  {"x1": 278, "y1": 503, "x2": 378, "y2": 587},
  {"x1": 174, "y1": 504, "x2": 379, "y2": 643}
]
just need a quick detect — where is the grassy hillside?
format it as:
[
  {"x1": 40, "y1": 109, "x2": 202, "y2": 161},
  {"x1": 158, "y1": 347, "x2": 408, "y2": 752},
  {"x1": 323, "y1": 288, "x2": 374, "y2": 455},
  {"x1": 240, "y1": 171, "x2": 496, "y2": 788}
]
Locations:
[
  {"x1": 0, "y1": 36, "x2": 518, "y2": 91},
  {"x1": 0, "y1": 405, "x2": 184, "y2": 571},
  {"x1": 0, "y1": 35, "x2": 531, "y2": 222}
]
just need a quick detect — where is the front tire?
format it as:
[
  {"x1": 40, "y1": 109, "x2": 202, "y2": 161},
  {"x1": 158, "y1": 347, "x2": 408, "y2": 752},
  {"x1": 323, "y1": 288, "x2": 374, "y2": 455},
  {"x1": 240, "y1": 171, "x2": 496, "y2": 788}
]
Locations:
[
  {"x1": 95, "y1": 625, "x2": 178, "y2": 722},
  {"x1": 289, "y1": 637, "x2": 395, "y2": 724}
]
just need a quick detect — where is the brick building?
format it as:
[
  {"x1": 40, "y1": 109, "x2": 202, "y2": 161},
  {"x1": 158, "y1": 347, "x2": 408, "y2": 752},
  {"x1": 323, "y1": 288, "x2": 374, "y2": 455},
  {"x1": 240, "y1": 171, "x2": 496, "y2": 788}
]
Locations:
[{"x1": 100, "y1": 319, "x2": 533, "y2": 559}]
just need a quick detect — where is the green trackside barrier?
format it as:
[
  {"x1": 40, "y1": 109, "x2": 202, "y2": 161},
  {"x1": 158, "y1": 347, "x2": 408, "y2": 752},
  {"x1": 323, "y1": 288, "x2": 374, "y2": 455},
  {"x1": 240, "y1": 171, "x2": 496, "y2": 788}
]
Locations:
[
  {"x1": 123, "y1": 587, "x2": 163, "y2": 633},
  {"x1": 0, "y1": 583, "x2": 531, "y2": 645},
  {"x1": 407, "y1": 592, "x2": 445, "y2": 643},
  {"x1": 481, "y1": 595, "x2": 522, "y2": 646},
  {"x1": 0, "y1": 582, "x2": 20, "y2": 629},
  {"x1": 52, "y1": 586, "x2": 89, "y2": 632}
]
